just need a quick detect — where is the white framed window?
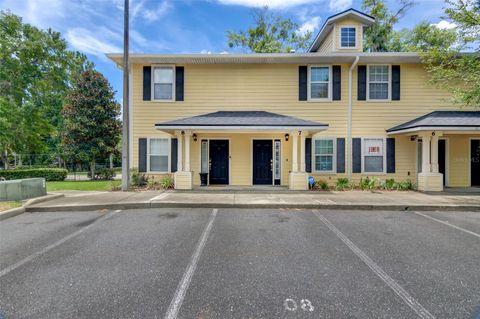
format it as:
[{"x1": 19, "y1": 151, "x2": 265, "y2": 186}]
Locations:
[
  {"x1": 362, "y1": 138, "x2": 385, "y2": 173},
  {"x1": 200, "y1": 140, "x2": 208, "y2": 173},
  {"x1": 308, "y1": 66, "x2": 331, "y2": 101},
  {"x1": 367, "y1": 65, "x2": 390, "y2": 100},
  {"x1": 340, "y1": 27, "x2": 356, "y2": 48},
  {"x1": 313, "y1": 139, "x2": 335, "y2": 172},
  {"x1": 149, "y1": 138, "x2": 170, "y2": 172},
  {"x1": 152, "y1": 66, "x2": 174, "y2": 101}
]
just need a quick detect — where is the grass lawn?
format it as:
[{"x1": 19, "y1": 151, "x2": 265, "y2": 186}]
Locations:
[
  {"x1": 0, "y1": 201, "x2": 22, "y2": 212},
  {"x1": 47, "y1": 180, "x2": 121, "y2": 191}
]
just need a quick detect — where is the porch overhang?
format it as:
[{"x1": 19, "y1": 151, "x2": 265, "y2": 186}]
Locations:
[
  {"x1": 386, "y1": 111, "x2": 480, "y2": 136},
  {"x1": 155, "y1": 111, "x2": 328, "y2": 134}
]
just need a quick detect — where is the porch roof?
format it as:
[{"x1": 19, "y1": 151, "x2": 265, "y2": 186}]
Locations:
[
  {"x1": 155, "y1": 111, "x2": 328, "y2": 132},
  {"x1": 387, "y1": 111, "x2": 480, "y2": 135}
]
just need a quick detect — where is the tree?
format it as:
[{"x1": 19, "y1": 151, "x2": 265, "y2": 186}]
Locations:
[
  {"x1": 362, "y1": 0, "x2": 416, "y2": 52},
  {"x1": 61, "y1": 70, "x2": 121, "y2": 178},
  {"x1": 0, "y1": 11, "x2": 91, "y2": 167},
  {"x1": 421, "y1": 0, "x2": 480, "y2": 108},
  {"x1": 389, "y1": 22, "x2": 458, "y2": 52},
  {"x1": 227, "y1": 6, "x2": 312, "y2": 53}
]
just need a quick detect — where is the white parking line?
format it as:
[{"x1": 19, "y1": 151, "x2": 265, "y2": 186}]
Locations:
[
  {"x1": 150, "y1": 192, "x2": 169, "y2": 201},
  {"x1": 411, "y1": 211, "x2": 480, "y2": 239},
  {"x1": 0, "y1": 210, "x2": 119, "y2": 278},
  {"x1": 164, "y1": 208, "x2": 218, "y2": 319},
  {"x1": 313, "y1": 211, "x2": 435, "y2": 319}
]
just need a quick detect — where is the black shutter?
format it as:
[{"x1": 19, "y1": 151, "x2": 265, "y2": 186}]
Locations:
[
  {"x1": 139, "y1": 138, "x2": 147, "y2": 172},
  {"x1": 392, "y1": 65, "x2": 400, "y2": 101},
  {"x1": 357, "y1": 65, "x2": 367, "y2": 101},
  {"x1": 386, "y1": 138, "x2": 396, "y2": 173},
  {"x1": 352, "y1": 138, "x2": 362, "y2": 173},
  {"x1": 143, "y1": 66, "x2": 151, "y2": 101},
  {"x1": 305, "y1": 138, "x2": 312, "y2": 173},
  {"x1": 336, "y1": 138, "x2": 345, "y2": 173},
  {"x1": 332, "y1": 65, "x2": 341, "y2": 101},
  {"x1": 175, "y1": 66, "x2": 184, "y2": 101},
  {"x1": 299, "y1": 66, "x2": 308, "y2": 101},
  {"x1": 171, "y1": 138, "x2": 178, "y2": 172}
]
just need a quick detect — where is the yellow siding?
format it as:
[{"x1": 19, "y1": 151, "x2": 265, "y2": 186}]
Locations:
[
  {"x1": 333, "y1": 18, "x2": 364, "y2": 52},
  {"x1": 446, "y1": 135, "x2": 479, "y2": 187},
  {"x1": 317, "y1": 30, "x2": 334, "y2": 53}
]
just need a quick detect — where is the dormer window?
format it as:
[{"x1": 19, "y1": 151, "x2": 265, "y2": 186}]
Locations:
[{"x1": 340, "y1": 27, "x2": 356, "y2": 48}]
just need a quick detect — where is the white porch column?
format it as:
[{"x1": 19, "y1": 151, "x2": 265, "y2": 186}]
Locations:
[
  {"x1": 291, "y1": 131, "x2": 298, "y2": 173},
  {"x1": 176, "y1": 130, "x2": 183, "y2": 172},
  {"x1": 184, "y1": 130, "x2": 191, "y2": 172},
  {"x1": 300, "y1": 131, "x2": 307, "y2": 173},
  {"x1": 431, "y1": 135, "x2": 439, "y2": 173},
  {"x1": 421, "y1": 134, "x2": 431, "y2": 173}
]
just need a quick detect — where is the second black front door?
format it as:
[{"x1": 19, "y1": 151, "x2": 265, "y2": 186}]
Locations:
[
  {"x1": 209, "y1": 140, "x2": 229, "y2": 185},
  {"x1": 472, "y1": 140, "x2": 480, "y2": 187},
  {"x1": 253, "y1": 140, "x2": 273, "y2": 185}
]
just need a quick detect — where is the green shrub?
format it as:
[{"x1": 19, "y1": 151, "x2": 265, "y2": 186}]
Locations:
[
  {"x1": 160, "y1": 175, "x2": 174, "y2": 190},
  {"x1": 383, "y1": 178, "x2": 396, "y2": 190},
  {"x1": 131, "y1": 169, "x2": 148, "y2": 187},
  {"x1": 395, "y1": 179, "x2": 415, "y2": 191},
  {"x1": 0, "y1": 168, "x2": 67, "y2": 181},
  {"x1": 359, "y1": 177, "x2": 370, "y2": 190},
  {"x1": 335, "y1": 178, "x2": 351, "y2": 190},
  {"x1": 147, "y1": 178, "x2": 161, "y2": 190},
  {"x1": 87, "y1": 168, "x2": 116, "y2": 180},
  {"x1": 318, "y1": 180, "x2": 329, "y2": 191}
]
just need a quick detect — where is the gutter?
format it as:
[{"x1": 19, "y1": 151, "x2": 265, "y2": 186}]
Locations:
[{"x1": 347, "y1": 56, "x2": 360, "y2": 180}]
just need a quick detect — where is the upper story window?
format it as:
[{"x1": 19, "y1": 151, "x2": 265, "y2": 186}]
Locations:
[
  {"x1": 368, "y1": 65, "x2": 390, "y2": 100},
  {"x1": 363, "y1": 138, "x2": 385, "y2": 173},
  {"x1": 314, "y1": 139, "x2": 335, "y2": 172},
  {"x1": 308, "y1": 66, "x2": 331, "y2": 101},
  {"x1": 153, "y1": 66, "x2": 174, "y2": 101},
  {"x1": 149, "y1": 138, "x2": 169, "y2": 172},
  {"x1": 340, "y1": 27, "x2": 356, "y2": 48}
]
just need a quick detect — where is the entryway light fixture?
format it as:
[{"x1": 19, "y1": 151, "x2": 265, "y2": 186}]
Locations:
[
  {"x1": 285, "y1": 133, "x2": 289, "y2": 141},
  {"x1": 193, "y1": 134, "x2": 198, "y2": 142}
]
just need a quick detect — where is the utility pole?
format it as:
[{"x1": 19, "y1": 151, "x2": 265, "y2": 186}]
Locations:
[{"x1": 121, "y1": 0, "x2": 130, "y2": 191}]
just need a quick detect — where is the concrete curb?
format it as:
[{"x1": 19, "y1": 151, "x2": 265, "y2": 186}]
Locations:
[
  {"x1": 0, "y1": 207, "x2": 26, "y2": 221},
  {"x1": 0, "y1": 193, "x2": 65, "y2": 221},
  {"x1": 25, "y1": 202, "x2": 480, "y2": 213}
]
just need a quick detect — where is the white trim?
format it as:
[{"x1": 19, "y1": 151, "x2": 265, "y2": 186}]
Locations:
[
  {"x1": 339, "y1": 26, "x2": 357, "y2": 49},
  {"x1": 307, "y1": 65, "x2": 332, "y2": 102},
  {"x1": 387, "y1": 126, "x2": 480, "y2": 135},
  {"x1": 128, "y1": 69, "x2": 133, "y2": 169},
  {"x1": 470, "y1": 137, "x2": 480, "y2": 187},
  {"x1": 151, "y1": 64, "x2": 175, "y2": 102},
  {"x1": 147, "y1": 137, "x2": 171, "y2": 174},
  {"x1": 366, "y1": 64, "x2": 391, "y2": 102},
  {"x1": 274, "y1": 139, "x2": 282, "y2": 183},
  {"x1": 312, "y1": 137, "x2": 337, "y2": 174},
  {"x1": 155, "y1": 125, "x2": 328, "y2": 131},
  {"x1": 361, "y1": 137, "x2": 387, "y2": 174}
]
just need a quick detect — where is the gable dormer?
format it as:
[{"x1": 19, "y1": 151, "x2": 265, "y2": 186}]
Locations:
[{"x1": 308, "y1": 9, "x2": 375, "y2": 53}]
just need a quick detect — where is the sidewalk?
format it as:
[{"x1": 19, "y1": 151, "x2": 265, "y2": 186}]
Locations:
[{"x1": 26, "y1": 189, "x2": 480, "y2": 212}]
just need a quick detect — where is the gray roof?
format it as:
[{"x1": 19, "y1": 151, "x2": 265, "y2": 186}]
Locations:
[
  {"x1": 155, "y1": 111, "x2": 328, "y2": 130},
  {"x1": 387, "y1": 111, "x2": 480, "y2": 133}
]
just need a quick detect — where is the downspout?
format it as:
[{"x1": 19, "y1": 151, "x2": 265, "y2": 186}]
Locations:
[{"x1": 347, "y1": 56, "x2": 360, "y2": 180}]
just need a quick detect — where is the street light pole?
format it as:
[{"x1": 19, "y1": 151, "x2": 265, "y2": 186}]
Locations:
[{"x1": 121, "y1": 0, "x2": 130, "y2": 191}]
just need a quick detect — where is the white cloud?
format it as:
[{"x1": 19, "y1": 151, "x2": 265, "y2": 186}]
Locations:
[
  {"x1": 130, "y1": 30, "x2": 148, "y2": 47},
  {"x1": 143, "y1": 1, "x2": 171, "y2": 22},
  {"x1": 215, "y1": 0, "x2": 319, "y2": 9},
  {"x1": 299, "y1": 16, "x2": 321, "y2": 35},
  {"x1": 433, "y1": 20, "x2": 457, "y2": 30},
  {"x1": 66, "y1": 28, "x2": 122, "y2": 57},
  {"x1": 329, "y1": 0, "x2": 352, "y2": 12}
]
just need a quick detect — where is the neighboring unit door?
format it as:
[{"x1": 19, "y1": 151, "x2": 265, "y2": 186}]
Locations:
[
  {"x1": 439, "y1": 139, "x2": 446, "y2": 186},
  {"x1": 471, "y1": 140, "x2": 480, "y2": 187},
  {"x1": 253, "y1": 140, "x2": 273, "y2": 185},
  {"x1": 209, "y1": 140, "x2": 229, "y2": 185}
]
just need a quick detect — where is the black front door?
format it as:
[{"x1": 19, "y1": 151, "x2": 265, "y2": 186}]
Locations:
[
  {"x1": 209, "y1": 140, "x2": 229, "y2": 185},
  {"x1": 439, "y1": 139, "x2": 446, "y2": 186},
  {"x1": 472, "y1": 140, "x2": 480, "y2": 187},
  {"x1": 253, "y1": 140, "x2": 273, "y2": 185}
]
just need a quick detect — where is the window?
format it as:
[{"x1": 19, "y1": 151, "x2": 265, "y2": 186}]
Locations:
[
  {"x1": 363, "y1": 138, "x2": 385, "y2": 173},
  {"x1": 314, "y1": 139, "x2": 335, "y2": 172},
  {"x1": 368, "y1": 65, "x2": 390, "y2": 100},
  {"x1": 153, "y1": 66, "x2": 174, "y2": 101},
  {"x1": 201, "y1": 140, "x2": 208, "y2": 173},
  {"x1": 341, "y1": 27, "x2": 356, "y2": 48},
  {"x1": 309, "y1": 66, "x2": 330, "y2": 100},
  {"x1": 149, "y1": 138, "x2": 169, "y2": 172},
  {"x1": 274, "y1": 140, "x2": 281, "y2": 180}
]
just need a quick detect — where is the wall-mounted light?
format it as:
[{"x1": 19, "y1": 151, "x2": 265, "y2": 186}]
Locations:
[
  {"x1": 181, "y1": 130, "x2": 185, "y2": 135},
  {"x1": 285, "y1": 133, "x2": 289, "y2": 141},
  {"x1": 193, "y1": 134, "x2": 197, "y2": 142},
  {"x1": 410, "y1": 135, "x2": 417, "y2": 141},
  {"x1": 298, "y1": 130, "x2": 302, "y2": 136},
  {"x1": 432, "y1": 131, "x2": 436, "y2": 136}
]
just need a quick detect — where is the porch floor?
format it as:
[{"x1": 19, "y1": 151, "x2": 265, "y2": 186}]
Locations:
[{"x1": 190, "y1": 185, "x2": 290, "y2": 193}]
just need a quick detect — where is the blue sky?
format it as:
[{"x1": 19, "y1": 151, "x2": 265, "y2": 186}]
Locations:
[{"x1": 0, "y1": 0, "x2": 453, "y2": 101}]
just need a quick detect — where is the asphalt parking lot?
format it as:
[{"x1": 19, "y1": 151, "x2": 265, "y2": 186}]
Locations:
[{"x1": 0, "y1": 208, "x2": 479, "y2": 319}]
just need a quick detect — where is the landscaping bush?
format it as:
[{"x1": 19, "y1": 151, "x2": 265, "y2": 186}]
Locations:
[
  {"x1": 160, "y1": 175, "x2": 174, "y2": 190},
  {"x1": 0, "y1": 168, "x2": 67, "y2": 181},
  {"x1": 359, "y1": 177, "x2": 370, "y2": 190},
  {"x1": 131, "y1": 169, "x2": 148, "y2": 187},
  {"x1": 395, "y1": 179, "x2": 415, "y2": 190},
  {"x1": 382, "y1": 178, "x2": 396, "y2": 190},
  {"x1": 335, "y1": 178, "x2": 351, "y2": 190},
  {"x1": 147, "y1": 178, "x2": 161, "y2": 190},
  {"x1": 87, "y1": 168, "x2": 116, "y2": 180}
]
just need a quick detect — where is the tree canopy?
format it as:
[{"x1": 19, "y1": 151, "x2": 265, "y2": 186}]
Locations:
[{"x1": 227, "y1": 6, "x2": 312, "y2": 53}]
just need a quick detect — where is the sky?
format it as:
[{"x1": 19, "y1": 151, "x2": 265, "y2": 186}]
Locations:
[{"x1": 0, "y1": 0, "x2": 455, "y2": 101}]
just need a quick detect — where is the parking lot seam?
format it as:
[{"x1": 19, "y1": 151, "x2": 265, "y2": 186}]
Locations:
[
  {"x1": 411, "y1": 211, "x2": 480, "y2": 239},
  {"x1": 165, "y1": 208, "x2": 218, "y2": 319},
  {"x1": 313, "y1": 211, "x2": 435, "y2": 319},
  {"x1": 0, "y1": 210, "x2": 119, "y2": 278}
]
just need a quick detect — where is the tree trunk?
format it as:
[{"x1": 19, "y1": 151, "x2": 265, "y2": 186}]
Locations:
[{"x1": 90, "y1": 160, "x2": 95, "y2": 180}]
